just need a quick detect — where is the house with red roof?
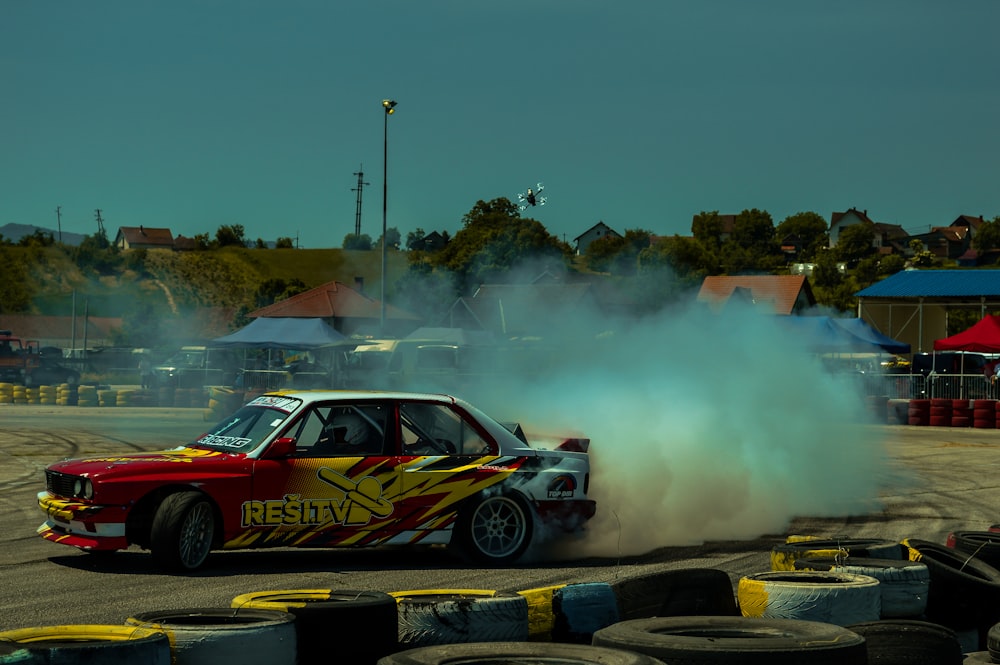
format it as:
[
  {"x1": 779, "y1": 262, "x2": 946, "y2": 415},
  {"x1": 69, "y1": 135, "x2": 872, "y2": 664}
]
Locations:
[{"x1": 696, "y1": 275, "x2": 816, "y2": 315}]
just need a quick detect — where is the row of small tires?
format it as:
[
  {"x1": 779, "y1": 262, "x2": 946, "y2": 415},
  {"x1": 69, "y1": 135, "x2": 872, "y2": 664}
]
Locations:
[
  {"x1": 0, "y1": 384, "x2": 215, "y2": 408},
  {"x1": 903, "y1": 398, "x2": 1000, "y2": 428},
  {"x1": 5, "y1": 531, "x2": 1000, "y2": 664}
]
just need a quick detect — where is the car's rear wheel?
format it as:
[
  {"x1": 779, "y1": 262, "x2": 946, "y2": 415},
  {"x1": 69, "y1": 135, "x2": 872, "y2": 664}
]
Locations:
[
  {"x1": 456, "y1": 493, "x2": 532, "y2": 564},
  {"x1": 150, "y1": 491, "x2": 215, "y2": 571}
]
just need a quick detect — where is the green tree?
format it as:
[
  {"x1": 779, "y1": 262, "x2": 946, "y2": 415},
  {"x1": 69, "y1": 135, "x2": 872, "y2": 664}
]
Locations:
[
  {"x1": 215, "y1": 224, "x2": 247, "y2": 248},
  {"x1": 431, "y1": 198, "x2": 572, "y2": 290},
  {"x1": 776, "y1": 211, "x2": 829, "y2": 261},
  {"x1": 586, "y1": 229, "x2": 652, "y2": 275},
  {"x1": 972, "y1": 217, "x2": 1000, "y2": 252},
  {"x1": 691, "y1": 211, "x2": 725, "y2": 252},
  {"x1": 834, "y1": 223, "x2": 875, "y2": 265},
  {"x1": 343, "y1": 233, "x2": 373, "y2": 250},
  {"x1": 0, "y1": 247, "x2": 33, "y2": 312},
  {"x1": 275, "y1": 237, "x2": 294, "y2": 249},
  {"x1": 812, "y1": 248, "x2": 843, "y2": 289},
  {"x1": 879, "y1": 254, "x2": 906, "y2": 276},
  {"x1": 254, "y1": 277, "x2": 307, "y2": 308},
  {"x1": 639, "y1": 235, "x2": 710, "y2": 280},
  {"x1": 406, "y1": 228, "x2": 426, "y2": 250},
  {"x1": 908, "y1": 239, "x2": 934, "y2": 267},
  {"x1": 853, "y1": 256, "x2": 880, "y2": 288},
  {"x1": 376, "y1": 227, "x2": 402, "y2": 251}
]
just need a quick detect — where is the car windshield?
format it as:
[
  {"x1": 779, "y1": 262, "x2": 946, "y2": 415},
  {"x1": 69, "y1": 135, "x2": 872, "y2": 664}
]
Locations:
[{"x1": 189, "y1": 396, "x2": 301, "y2": 453}]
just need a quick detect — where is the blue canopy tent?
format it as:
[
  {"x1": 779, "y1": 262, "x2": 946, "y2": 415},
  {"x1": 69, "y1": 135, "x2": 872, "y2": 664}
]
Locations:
[
  {"x1": 211, "y1": 317, "x2": 353, "y2": 350},
  {"x1": 211, "y1": 317, "x2": 358, "y2": 389},
  {"x1": 780, "y1": 316, "x2": 911, "y2": 354}
]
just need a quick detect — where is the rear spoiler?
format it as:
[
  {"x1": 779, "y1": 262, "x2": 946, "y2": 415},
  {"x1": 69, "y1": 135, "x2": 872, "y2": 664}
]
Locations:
[{"x1": 501, "y1": 422, "x2": 590, "y2": 453}]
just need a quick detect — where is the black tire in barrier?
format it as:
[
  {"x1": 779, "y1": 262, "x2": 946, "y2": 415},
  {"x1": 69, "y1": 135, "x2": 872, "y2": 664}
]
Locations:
[
  {"x1": 846, "y1": 619, "x2": 964, "y2": 665},
  {"x1": 231, "y1": 589, "x2": 398, "y2": 665},
  {"x1": 949, "y1": 531, "x2": 1000, "y2": 570},
  {"x1": 737, "y1": 570, "x2": 881, "y2": 626},
  {"x1": 610, "y1": 567, "x2": 738, "y2": 621},
  {"x1": 391, "y1": 590, "x2": 529, "y2": 648},
  {"x1": 125, "y1": 608, "x2": 296, "y2": 665},
  {"x1": 591, "y1": 616, "x2": 867, "y2": 664},
  {"x1": 771, "y1": 537, "x2": 904, "y2": 570},
  {"x1": 377, "y1": 641, "x2": 668, "y2": 665},
  {"x1": 903, "y1": 537, "x2": 1000, "y2": 647}
]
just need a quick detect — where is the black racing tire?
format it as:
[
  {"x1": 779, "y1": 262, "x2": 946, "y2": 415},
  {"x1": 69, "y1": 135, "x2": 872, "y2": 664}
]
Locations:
[
  {"x1": 126, "y1": 608, "x2": 296, "y2": 665},
  {"x1": 988, "y1": 620, "x2": 1000, "y2": 660},
  {"x1": 737, "y1": 570, "x2": 881, "y2": 626},
  {"x1": 454, "y1": 493, "x2": 533, "y2": 564},
  {"x1": 846, "y1": 619, "x2": 964, "y2": 665},
  {"x1": 377, "y1": 641, "x2": 667, "y2": 665},
  {"x1": 591, "y1": 616, "x2": 867, "y2": 664},
  {"x1": 771, "y1": 537, "x2": 904, "y2": 570},
  {"x1": 793, "y1": 556, "x2": 930, "y2": 618},
  {"x1": 231, "y1": 589, "x2": 398, "y2": 665},
  {"x1": 391, "y1": 590, "x2": 529, "y2": 648},
  {"x1": 610, "y1": 567, "x2": 738, "y2": 620},
  {"x1": 902, "y1": 537, "x2": 1000, "y2": 632},
  {"x1": 0, "y1": 625, "x2": 171, "y2": 665},
  {"x1": 550, "y1": 582, "x2": 620, "y2": 644},
  {"x1": 950, "y1": 530, "x2": 1000, "y2": 569},
  {"x1": 149, "y1": 491, "x2": 216, "y2": 571}
]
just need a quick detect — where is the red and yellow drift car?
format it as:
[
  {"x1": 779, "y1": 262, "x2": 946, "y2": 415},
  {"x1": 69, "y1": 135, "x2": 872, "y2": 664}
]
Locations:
[{"x1": 38, "y1": 391, "x2": 596, "y2": 571}]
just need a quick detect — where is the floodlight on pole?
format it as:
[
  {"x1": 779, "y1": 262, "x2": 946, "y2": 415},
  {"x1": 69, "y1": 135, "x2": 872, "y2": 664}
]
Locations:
[{"x1": 380, "y1": 99, "x2": 397, "y2": 334}]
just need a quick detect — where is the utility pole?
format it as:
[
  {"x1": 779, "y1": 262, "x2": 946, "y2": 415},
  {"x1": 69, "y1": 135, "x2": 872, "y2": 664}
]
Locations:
[
  {"x1": 352, "y1": 165, "x2": 370, "y2": 237},
  {"x1": 55, "y1": 206, "x2": 62, "y2": 243},
  {"x1": 94, "y1": 209, "x2": 105, "y2": 237}
]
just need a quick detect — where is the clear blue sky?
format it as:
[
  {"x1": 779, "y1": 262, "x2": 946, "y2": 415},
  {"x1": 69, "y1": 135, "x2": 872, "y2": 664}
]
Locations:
[{"x1": 4, "y1": 1, "x2": 998, "y2": 249}]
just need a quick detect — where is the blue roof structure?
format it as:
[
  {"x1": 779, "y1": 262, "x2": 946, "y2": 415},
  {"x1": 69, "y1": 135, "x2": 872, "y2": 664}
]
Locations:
[{"x1": 856, "y1": 270, "x2": 1000, "y2": 298}]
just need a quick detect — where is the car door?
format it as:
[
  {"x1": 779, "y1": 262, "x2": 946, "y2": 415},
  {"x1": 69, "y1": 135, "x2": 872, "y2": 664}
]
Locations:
[
  {"x1": 245, "y1": 400, "x2": 401, "y2": 549},
  {"x1": 391, "y1": 401, "x2": 504, "y2": 536}
]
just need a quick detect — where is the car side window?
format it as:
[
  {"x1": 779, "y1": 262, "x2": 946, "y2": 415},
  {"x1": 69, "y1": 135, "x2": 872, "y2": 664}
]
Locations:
[
  {"x1": 399, "y1": 402, "x2": 489, "y2": 456},
  {"x1": 291, "y1": 403, "x2": 388, "y2": 457}
]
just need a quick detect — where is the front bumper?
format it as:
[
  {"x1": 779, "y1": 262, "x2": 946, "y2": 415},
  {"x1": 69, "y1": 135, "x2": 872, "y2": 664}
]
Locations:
[{"x1": 37, "y1": 491, "x2": 128, "y2": 551}]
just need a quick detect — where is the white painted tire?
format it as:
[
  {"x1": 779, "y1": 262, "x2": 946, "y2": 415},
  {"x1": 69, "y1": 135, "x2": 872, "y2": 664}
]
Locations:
[
  {"x1": 391, "y1": 590, "x2": 529, "y2": 648},
  {"x1": 794, "y1": 556, "x2": 930, "y2": 618},
  {"x1": 125, "y1": 608, "x2": 296, "y2": 665},
  {"x1": 0, "y1": 625, "x2": 171, "y2": 665},
  {"x1": 738, "y1": 571, "x2": 881, "y2": 626}
]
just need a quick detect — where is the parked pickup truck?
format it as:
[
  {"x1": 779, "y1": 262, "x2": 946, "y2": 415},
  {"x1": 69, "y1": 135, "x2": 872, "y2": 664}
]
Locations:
[
  {"x1": 0, "y1": 330, "x2": 80, "y2": 387},
  {"x1": 152, "y1": 346, "x2": 240, "y2": 388}
]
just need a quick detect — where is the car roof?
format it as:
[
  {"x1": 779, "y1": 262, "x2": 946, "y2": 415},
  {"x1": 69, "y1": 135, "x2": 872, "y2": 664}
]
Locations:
[{"x1": 264, "y1": 389, "x2": 459, "y2": 404}]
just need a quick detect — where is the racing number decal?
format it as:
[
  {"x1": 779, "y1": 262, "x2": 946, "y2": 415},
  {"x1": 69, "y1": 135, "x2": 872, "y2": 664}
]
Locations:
[{"x1": 241, "y1": 466, "x2": 393, "y2": 528}]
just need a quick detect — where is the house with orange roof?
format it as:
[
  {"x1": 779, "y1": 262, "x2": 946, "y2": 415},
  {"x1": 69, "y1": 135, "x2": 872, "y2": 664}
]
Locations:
[
  {"x1": 696, "y1": 275, "x2": 816, "y2": 315},
  {"x1": 114, "y1": 226, "x2": 175, "y2": 250},
  {"x1": 248, "y1": 280, "x2": 422, "y2": 337}
]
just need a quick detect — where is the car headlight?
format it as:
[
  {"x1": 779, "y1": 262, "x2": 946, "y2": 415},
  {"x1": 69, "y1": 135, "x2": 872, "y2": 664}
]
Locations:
[{"x1": 72, "y1": 478, "x2": 93, "y2": 499}]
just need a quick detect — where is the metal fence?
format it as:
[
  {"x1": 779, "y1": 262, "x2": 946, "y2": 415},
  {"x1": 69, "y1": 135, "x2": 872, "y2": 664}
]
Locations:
[{"x1": 854, "y1": 372, "x2": 998, "y2": 400}]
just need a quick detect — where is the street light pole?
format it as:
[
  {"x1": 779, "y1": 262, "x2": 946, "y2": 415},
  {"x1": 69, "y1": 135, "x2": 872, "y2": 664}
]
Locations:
[{"x1": 380, "y1": 99, "x2": 396, "y2": 335}]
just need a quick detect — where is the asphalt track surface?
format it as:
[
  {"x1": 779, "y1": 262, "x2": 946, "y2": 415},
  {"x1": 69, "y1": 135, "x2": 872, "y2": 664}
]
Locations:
[{"x1": 1, "y1": 404, "x2": 998, "y2": 632}]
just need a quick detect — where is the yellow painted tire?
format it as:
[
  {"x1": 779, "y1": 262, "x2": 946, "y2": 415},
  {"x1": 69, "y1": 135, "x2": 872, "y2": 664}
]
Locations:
[
  {"x1": 0, "y1": 625, "x2": 170, "y2": 663},
  {"x1": 517, "y1": 584, "x2": 566, "y2": 639},
  {"x1": 738, "y1": 570, "x2": 881, "y2": 626},
  {"x1": 771, "y1": 538, "x2": 904, "y2": 571}
]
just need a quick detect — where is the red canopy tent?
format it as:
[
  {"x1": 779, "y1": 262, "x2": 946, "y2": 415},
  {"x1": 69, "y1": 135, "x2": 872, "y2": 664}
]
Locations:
[{"x1": 934, "y1": 314, "x2": 1000, "y2": 353}]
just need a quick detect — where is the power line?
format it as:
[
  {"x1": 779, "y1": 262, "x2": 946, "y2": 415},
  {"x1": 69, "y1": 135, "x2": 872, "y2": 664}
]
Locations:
[{"x1": 351, "y1": 164, "x2": 370, "y2": 237}]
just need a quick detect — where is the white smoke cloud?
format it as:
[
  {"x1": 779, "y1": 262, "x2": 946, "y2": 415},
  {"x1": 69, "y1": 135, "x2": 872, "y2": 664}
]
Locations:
[{"x1": 465, "y1": 296, "x2": 892, "y2": 558}]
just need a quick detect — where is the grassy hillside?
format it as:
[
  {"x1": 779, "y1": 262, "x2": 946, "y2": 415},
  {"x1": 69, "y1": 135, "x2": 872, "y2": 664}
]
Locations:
[{"x1": 22, "y1": 246, "x2": 411, "y2": 318}]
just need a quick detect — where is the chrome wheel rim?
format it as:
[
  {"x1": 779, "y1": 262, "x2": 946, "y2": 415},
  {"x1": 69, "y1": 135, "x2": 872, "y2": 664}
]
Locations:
[
  {"x1": 470, "y1": 496, "x2": 527, "y2": 559},
  {"x1": 179, "y1": 502, "x2": 213, "y2": 569}
]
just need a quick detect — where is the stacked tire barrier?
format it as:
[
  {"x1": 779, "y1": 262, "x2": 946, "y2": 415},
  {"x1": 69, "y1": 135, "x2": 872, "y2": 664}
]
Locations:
[
  {"x1": 952, "y1": 399, "x2": 973, "y2": 427},
  {"x1": 930, "y1": 398, "x2": 952, "y2": 427},
  {"x1": 974, "y1": 399, "x2": 997, "y2": 429},
  {"x1": 908, "y1": 398, "x2": 931, "y2": 426}
]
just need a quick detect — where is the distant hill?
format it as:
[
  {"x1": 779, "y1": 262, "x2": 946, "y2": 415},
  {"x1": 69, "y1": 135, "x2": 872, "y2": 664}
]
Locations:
[{"x1": 0, "y1": 223, "x2": 88, "y2": 246}]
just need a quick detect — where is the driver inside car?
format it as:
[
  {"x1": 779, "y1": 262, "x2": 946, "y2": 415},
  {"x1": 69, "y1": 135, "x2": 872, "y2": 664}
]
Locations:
[{"x1": 316, "y1": 412, "x2": 371, "y2": 455}]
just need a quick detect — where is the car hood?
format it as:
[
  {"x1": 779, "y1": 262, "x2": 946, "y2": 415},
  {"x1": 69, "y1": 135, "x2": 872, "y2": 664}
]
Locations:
[{"x1": 48, "y1": 447, "x2": 240, "y2": 479}]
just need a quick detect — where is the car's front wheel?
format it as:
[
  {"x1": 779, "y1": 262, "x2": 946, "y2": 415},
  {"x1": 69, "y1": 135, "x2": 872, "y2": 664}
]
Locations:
[
  {"x1": 456, "y1": 493, "x2": 533, "y2": 564},
  {"x1": 150, "y1": 491, "x2": 215, "y2": 571}
]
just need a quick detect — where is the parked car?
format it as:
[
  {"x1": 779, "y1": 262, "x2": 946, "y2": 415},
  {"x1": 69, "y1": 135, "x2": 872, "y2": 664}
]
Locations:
[
  {"x1": 37, "y1": 390, "x2": 597, "y2": 571},
  {"x1": 151, "y1": 346, "x2": 240, "y2": 388}
]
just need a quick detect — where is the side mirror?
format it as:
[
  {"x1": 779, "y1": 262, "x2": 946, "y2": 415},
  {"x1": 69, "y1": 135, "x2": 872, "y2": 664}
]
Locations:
[{"x1": 262, "y1": 437, "x2": 297, "y2": 459}]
